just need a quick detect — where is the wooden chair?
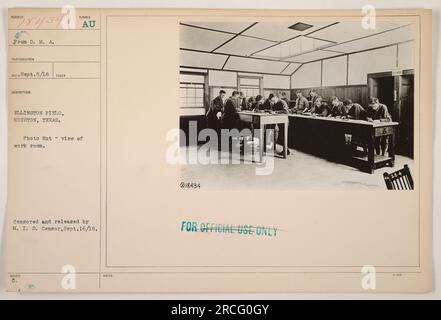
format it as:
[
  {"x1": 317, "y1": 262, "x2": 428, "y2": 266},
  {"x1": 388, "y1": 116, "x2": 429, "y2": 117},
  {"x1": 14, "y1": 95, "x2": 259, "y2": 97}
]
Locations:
[{"x1": 383, "y1": 164, "x2": 414, "y2": 190}]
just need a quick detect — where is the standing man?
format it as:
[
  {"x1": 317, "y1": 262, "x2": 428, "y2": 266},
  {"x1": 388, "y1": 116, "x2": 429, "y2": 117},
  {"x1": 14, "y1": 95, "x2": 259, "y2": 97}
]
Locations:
[
  {"x1": 280, "y1": 92, "x2": 289, "y2": 104},
  {"x1": 207, "y1": 90, "x2": 226, "y2": 150},
  {"x1": 239, "y1": 91, "x2": 248, "y2": 111},
  {"x1": 252, "y1": 95, "x2": 264, "y2": 111},
  {"x1": 230, "y1": 91, "x2": 241, "y2": 111},
  {"x1": 366, "y1": 97, "x2": 392, "y2": 156},
  {"x1": 246, "y1": 96, "x2": 255, "y2": 111},
  {"x1": 262, "y1": 93, "x2": 276, "y2": 111},
  {"x1": 272, "y1": 93, "x2": 291, "y2": 156},
  {"x1": 309, "y1": 89, "x2": 319, "y2": 109},
  {"x1": 366, "y1": 97, "x2": 391, "y2": 121},
  {"x1": 292, "y1": 90, "x2": 309, "y2": 113},
  {"x1": 206, "y1": 89, "x2": 225, "y2": 132},
  {"x1": 343, "y1": 99, "x2": 367, "y2": 155},
  {"x1": 221, "y1": 91, "x2": 241, "y2": 151},
  {"x1": 344, "y1": 99, "x2": 366, "y2": 120},
  {"x1": 311, "y1": 96, "x2": 331, "y2": 116},
  {"x1": 222, "y1": 91, "x2": 241, "y2": 130},
  {"x1": 257, "y1": 93, "x2": 277, "y2": 153},
  {"x1": 329, "y1": 96, "x2": 347, "y2": 117}
]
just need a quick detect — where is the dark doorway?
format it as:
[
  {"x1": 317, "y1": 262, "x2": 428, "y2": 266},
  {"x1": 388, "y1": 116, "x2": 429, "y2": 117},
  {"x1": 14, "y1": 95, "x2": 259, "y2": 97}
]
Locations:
[
  {"x1": 398, "y1": 74, "x2": 414, "y2": 158},
  {"x1": 368, "y1": 75, "x2": 395, "y2": 116}
]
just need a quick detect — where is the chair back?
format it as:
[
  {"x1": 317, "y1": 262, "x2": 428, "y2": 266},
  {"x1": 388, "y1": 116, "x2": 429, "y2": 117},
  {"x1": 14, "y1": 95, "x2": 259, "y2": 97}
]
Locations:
[{"x1": 383, "y1": 164, "x2": 414, "y2": 190}]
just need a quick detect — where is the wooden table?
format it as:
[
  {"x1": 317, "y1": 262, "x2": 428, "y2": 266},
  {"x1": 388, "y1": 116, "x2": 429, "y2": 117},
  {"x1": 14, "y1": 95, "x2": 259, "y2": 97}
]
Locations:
[
  {"x1": 288, "y1": 114, "x2": 399, "y2": 173},
  {"x1": 238, "y1": 111, "x2": 289, "y2": 162}
]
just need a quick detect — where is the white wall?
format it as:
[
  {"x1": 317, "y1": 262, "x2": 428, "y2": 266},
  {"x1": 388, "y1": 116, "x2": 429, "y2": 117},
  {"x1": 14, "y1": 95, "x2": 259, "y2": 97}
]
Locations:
[
  {"x1": 348, "y1": 45, "x2": 397, "y2": 84},
  {"x1": 290, "y1": 61, "x2": 321, "y2": 88},
  {"x1": 398, "y1": 41, "x2": 415, "y2": 70},
  {"x1": 208, "y1": 70, "x2": 237, "y2": 87},
  {"x1": 291, "y1": 41, "x2": 415, "y2": 88},
  {"x1": 322, "y1": 55, "x2": 347, "y2": 87},
  {"x1": 208, "y1": 70, "x2": 290, "y2": 89},
  {"x1": 263, "y1": 74, "x2": 290, "y2": 89}
]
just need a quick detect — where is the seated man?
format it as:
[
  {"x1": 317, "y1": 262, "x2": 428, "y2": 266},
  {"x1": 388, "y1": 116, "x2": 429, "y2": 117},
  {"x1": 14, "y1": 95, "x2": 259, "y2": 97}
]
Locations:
[
  {"x1": 311, "y1": 96, "x2": 331, "y2": 116},
  {"x1": 366, "y1": 97, "x2": 392, "y2": 156},
  {"x1": 344, "y1": 99, "x2": 366, "y2": 120}
]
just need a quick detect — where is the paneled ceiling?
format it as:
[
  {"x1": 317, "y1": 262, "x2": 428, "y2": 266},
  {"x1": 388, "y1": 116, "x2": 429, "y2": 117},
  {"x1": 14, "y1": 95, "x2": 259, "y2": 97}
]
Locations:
[{"x1": 180, "y1": 21, "x2": 414, "y2": 76}]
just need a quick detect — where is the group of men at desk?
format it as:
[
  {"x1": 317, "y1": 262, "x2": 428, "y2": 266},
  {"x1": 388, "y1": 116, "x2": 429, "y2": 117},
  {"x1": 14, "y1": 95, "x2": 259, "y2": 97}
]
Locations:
[
  {"x1": 206, "y1": 89, "x2": 292, "y2": 156},
  {"x1": 206, "y1": 89, "x2": 392, "y2": 156},
  {"x1": 291, "y1": 90, "x2": 392, "y2": 122}
]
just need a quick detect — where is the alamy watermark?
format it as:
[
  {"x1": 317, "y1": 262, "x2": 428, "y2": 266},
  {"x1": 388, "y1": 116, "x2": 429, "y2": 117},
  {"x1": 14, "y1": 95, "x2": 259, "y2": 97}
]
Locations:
[{"x1": 166, "y1": 121, "x2": 275, "y2": 175}]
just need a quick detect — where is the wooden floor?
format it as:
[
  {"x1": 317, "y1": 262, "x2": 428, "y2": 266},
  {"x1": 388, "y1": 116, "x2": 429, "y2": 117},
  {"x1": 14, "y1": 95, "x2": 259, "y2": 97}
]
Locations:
[{"x1": 180, "y1": 145, "x2": 415, "y2": 190}]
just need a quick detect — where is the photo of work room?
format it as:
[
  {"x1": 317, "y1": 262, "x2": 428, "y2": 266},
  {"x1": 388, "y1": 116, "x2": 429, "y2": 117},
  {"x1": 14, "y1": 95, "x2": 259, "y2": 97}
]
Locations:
[{"x1": 178, "y1": 21, "x2": 416, "y2": 190}]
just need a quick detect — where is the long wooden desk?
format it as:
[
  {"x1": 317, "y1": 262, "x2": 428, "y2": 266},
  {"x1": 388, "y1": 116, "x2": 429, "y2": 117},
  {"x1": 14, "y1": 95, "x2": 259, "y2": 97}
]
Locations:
[
  {"x1": 288, "y1": 114, "x2": 399, "y2": 173},
  {"x1": 238, "y1": 111, "x2": 289, "y2": 162}
]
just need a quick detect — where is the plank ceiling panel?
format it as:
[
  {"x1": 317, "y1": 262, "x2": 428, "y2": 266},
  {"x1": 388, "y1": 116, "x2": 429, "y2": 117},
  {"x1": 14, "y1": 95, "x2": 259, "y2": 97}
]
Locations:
[
  {"x1": 280, "y1": 62, "x2": 301, "y2": 75},
  {"x1": 215, "y1": 35, "x2": 274, "y2": 56},
  {"x1": 180, "y1": 25, "x2": 233, "y2": 51},
  {"x1": 328, "y1": 25, "x2": 415, "y2": 53},
  {"x1": 180, "y1": 50, "x2": 227, "y2": 69},
  {"x1": 254, "y1": 36, "x2": 333, "y2": 59},
  {"x1": 181, "y1": 22, "x2": 255, "y2": 33},
  {"x1": 310, "y1": 21, "x2": 401, "y2": 43},
  {"x1": 243, "y1": 21, "x2": 332, "y2": 42}
]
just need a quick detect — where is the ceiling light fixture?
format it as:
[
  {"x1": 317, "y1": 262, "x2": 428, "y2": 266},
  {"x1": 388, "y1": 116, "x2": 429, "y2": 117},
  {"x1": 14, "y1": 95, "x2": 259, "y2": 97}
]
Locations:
[{"x1": 289, "y1": 22, "x2": 313, "y2": 31}]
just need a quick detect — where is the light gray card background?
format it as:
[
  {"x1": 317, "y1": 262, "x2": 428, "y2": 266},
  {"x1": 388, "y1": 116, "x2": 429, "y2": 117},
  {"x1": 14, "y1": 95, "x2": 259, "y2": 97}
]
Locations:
[{"x1": 0, "y1": 0, "x2": 440, "y2": 299}]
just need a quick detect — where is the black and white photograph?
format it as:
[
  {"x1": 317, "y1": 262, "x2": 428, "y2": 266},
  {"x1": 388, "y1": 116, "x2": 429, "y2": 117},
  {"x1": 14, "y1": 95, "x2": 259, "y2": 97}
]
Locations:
[
  {"x1": 1, "y1": 4, "x2": 436, "y2": 297},
  {"x1": 179, "y1": 20, "x2": 416, "y2": 190}
]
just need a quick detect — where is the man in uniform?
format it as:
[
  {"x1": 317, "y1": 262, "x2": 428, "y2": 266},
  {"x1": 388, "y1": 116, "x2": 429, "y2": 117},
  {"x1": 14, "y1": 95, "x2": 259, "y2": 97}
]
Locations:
[
  {"x1": 252, "y1": 95, "x2": 264, "y2": 111},
  {"x1": 292, "y1": 90, "x2": 309, "y2": 113},
  {"x1": 329, "y1": 96, "x2": 347, "y2": 117},
  {"x1": 344, "y1": 99, "x2": 366, "y2": 120},
  {"x1": 311, "y1": 96, "x2": 331, "y2": 116},
  {"x1": 272, "y1": 93, "x2": 291, "y2": 156},
  {"x1": 206, "y1": 89, "x2": 225, "y2": 133},
  {"x1": 309, "y1": 89, "x2": 319, "y2": 110},
  {"x1": 262, "y1": 93, "x2": 276, "y2": 111},
  {"x1": 366, "y1": 97, "x2": 392, "y2": 156},
  {"x1": 222, "y1": 90, "x2": 240, "y2": 130}
]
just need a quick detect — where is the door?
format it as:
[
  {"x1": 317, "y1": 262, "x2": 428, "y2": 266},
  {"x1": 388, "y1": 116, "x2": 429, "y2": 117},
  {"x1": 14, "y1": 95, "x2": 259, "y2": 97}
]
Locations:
[
  {"x1": 398, "y1": 74, "x2": 414, "y2": 158},
  {"x1": 368, "y1": 74, "x2": 395, "y2": 116}
]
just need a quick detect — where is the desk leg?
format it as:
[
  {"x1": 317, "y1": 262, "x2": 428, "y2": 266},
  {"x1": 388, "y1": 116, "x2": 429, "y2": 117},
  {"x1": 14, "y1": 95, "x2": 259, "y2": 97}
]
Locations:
[
  {"x1": 389, "y1": 129, "x2": 396, "y2": 167},
  {"x1": 283, "y1": 122, "x2": 288, "y2": 159},
  {"x1": 259, "y1": 124, "x2": 264, "y2": 163},
  {"x1": 368, "y1": 131, "x2": 375, "y2": 174}
]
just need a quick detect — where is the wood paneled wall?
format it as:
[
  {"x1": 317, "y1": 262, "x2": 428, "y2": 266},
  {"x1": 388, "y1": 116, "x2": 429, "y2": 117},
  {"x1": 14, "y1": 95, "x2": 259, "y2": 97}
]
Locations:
[{"x1": 291, "y1": 85, "x2": 369, "y2": 107}]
